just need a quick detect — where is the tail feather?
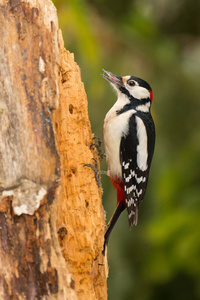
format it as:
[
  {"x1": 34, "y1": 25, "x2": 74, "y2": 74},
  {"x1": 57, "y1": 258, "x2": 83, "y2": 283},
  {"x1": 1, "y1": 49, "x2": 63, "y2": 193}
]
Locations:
[
  {"x1": 127, "y1": 203, "x2": 139, "y2": 229},
  {"x1": 103, "y1": 202, "x2": 125, "y2": 255},
  {"x1": 110, "y1": 177, "x2": 139, "y2": 229}
]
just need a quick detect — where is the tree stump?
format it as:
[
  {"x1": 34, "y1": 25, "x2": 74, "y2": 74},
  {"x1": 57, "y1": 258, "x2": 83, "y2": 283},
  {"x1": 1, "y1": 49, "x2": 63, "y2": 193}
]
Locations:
[{"x1": 0, "y1": 0, "x2": 107, "y2": 299}]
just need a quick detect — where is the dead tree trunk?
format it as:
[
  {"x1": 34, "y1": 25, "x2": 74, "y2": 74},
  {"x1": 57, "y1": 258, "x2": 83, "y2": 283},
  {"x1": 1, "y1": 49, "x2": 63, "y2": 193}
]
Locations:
[{"x1": 0, "y1": 0, "x2": 107, "y2": 299}]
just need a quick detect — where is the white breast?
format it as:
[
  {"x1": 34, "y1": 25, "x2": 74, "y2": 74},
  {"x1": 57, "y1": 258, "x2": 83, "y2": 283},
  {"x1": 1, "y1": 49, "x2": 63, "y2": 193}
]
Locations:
[{"x1": 104, "y1": 98, "x2": 136, "y2": 179}]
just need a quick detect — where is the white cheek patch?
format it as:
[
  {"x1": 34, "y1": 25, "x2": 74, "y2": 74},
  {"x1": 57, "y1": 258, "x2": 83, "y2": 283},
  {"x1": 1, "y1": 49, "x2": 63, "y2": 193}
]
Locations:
[{"x1": 127, "y1": 85, "x2": 150, "y2": 100}]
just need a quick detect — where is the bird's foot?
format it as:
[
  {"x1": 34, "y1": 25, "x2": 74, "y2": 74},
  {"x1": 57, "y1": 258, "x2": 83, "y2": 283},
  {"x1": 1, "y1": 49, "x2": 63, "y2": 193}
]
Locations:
[
  {"x1": 84, "y1": 158, "x2": 107, "y2": 188},
  {"x1": 90, "y1": 137, "x2": 106, "y2": 162}
]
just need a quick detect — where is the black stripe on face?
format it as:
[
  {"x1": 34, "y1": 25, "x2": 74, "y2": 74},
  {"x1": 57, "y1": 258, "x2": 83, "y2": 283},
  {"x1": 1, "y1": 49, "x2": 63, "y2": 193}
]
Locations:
[
  {"x1": 119, "y1": 86, "x2": 134, "y2": 101},
  {"x1": 128, "y1": 76, "x2": 152, "y2": 91}
]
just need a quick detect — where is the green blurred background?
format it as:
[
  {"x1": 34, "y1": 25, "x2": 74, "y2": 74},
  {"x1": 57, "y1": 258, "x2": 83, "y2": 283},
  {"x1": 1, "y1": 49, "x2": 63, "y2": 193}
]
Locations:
[{"x1": 53, "y1": 0, "x2": 200, "y2": 299}]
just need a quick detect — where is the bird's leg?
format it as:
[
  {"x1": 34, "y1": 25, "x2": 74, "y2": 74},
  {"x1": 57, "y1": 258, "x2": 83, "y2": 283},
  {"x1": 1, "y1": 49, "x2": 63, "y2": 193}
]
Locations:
[
  {"x1": 102, "y1": 202, "x2": 125, "y2": 255},
  {"x1": 84, "y1": 158, "x2": 107, "y2": 188},
  {"x1": 90, "y1": 137, "x2": 106, "y2": 162}
]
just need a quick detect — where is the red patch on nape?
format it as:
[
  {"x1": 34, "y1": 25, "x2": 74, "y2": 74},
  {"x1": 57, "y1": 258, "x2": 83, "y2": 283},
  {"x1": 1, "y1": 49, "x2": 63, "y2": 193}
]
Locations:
[
  {"x1": 149, "y1": 90, "x2": 153, "y2": 102},
  {"x1": 110, "y1": 177, "x2": 126, "y2": 207}
]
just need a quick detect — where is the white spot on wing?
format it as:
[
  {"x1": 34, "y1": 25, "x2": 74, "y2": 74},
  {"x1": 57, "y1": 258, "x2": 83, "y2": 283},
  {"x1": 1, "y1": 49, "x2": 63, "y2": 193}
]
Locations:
[
  {"x1": 135, "y1": 116, "x2": 148, "y2": 171},
  {"x1": 131, "y1": 170, "x2": 135, "y2": 176},
  {"x1": 124, "y1": 162, "x2": 129, "y2": 169},
  {"x1": 125, "y1": 174, "x2": 131, "y2": 182},
  {"x1": 126, "y1": 185, "x2": 136, "y2": 194},
  {"x1": 136, "y1": 176, "x2": 143, "y2": 184},
  {"x1": 125, "y1": 170, "x2": 135, "y2": 183},
  {"x1": 127, "y1": 197, "x2": 134, "y2": 207},
  {"x1": 136, "y1": 189, "x2": 142, "y2": 197}
]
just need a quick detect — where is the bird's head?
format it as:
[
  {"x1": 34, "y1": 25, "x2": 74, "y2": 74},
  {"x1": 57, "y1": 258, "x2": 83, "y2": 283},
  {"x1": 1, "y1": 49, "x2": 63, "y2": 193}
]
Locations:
[{"x1": 101, "y1": 70, "x2": 153, "y2": 111}]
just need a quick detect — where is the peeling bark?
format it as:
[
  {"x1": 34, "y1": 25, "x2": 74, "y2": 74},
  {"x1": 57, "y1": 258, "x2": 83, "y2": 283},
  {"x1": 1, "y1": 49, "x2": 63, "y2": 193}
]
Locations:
[
  {"x1": 0, "y1": 0, "x2": 60, "y2": 215},
  {"x1": 0, "y1": 0, "x2": 107, "y2": 299},
  {"x1": 0, "y1": 0, "x2": 77, "y2": 298}
]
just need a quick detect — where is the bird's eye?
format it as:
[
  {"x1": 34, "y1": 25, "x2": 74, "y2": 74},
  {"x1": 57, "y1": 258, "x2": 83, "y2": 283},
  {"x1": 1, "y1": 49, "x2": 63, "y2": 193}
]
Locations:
[{"x1": 128, "y1": 80, "x2": 135, "y2": 86}]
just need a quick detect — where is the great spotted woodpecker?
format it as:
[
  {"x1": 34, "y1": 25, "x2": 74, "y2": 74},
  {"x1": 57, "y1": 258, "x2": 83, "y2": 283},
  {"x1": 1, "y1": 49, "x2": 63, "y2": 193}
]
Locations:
[{"x1": 102, "y1": 70, "x2": 155, "y2": 254}]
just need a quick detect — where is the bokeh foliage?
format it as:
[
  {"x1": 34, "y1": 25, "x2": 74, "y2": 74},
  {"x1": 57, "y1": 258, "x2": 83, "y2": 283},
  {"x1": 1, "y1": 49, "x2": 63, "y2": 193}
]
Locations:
[{"x1": 53, "y1": 0, "x2": 200, "y2": 299}]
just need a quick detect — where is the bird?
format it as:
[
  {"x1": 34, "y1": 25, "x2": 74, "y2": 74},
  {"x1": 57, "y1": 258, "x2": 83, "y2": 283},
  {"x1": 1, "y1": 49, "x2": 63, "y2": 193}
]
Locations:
[{"x1": 101, "y1": 69, "x2": 155, "y2": 254}]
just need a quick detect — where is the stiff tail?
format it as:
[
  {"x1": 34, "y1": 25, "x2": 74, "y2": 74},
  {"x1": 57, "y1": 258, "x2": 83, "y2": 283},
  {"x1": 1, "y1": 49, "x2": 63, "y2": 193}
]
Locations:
[
  {"x1": 103, "y1": 178, "x2": 126, "y2": 255},
  {"x1": 111, "y1": 177, "x2": 139, "y2": 229},
  {"x1": 127, "y1": 203, "x2": 139, "y2": 229},
  {"x1": 102, "y1": 202, "x2": 125, "y2": 255}
]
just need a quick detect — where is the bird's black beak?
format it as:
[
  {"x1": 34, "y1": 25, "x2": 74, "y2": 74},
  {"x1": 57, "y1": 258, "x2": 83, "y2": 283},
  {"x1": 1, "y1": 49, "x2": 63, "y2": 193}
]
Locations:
[{"x1": 101, "y1": 69, "x2": 124, "y2": 87}]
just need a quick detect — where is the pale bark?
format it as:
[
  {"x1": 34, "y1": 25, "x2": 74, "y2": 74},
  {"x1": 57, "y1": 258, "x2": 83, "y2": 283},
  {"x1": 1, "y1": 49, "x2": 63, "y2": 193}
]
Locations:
[{"x1": 0, "y1": 0, "x2": 107, "y2": 299}]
